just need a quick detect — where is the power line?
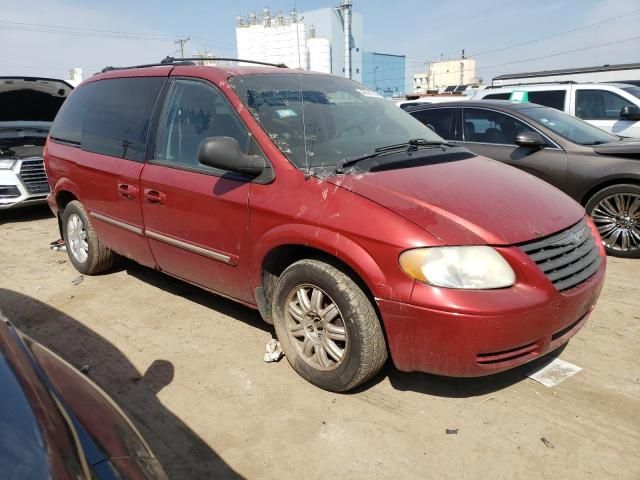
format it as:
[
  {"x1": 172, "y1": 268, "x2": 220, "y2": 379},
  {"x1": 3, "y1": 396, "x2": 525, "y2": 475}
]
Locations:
[
  {"x1": 175, "y1": 37, "x2": 190, "y2": 57},
  {"x1": 0, "y1": 19, "x2": 237, "y2": 50},
  {"x1": 361, "y1": 6, "x2": 640, "y2": 78},
  {"x1": 361, "y1": 35, "x2": 640, "y2": 84},
  {"x1": 470, "y1": 7, "x2": 640, "y2": 57}
]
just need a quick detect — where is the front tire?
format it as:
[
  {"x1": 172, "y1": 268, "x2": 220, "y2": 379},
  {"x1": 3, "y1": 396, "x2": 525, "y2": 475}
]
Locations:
[
  {"x1": 62, "y1": 200, "x2": 114, "y2": 274},
  {"x1": 585, "y1": 184, "x2": 640, "y2": 258},
  {"x1": 271, "y1": 259, "x2": 387, "y2": 392}
]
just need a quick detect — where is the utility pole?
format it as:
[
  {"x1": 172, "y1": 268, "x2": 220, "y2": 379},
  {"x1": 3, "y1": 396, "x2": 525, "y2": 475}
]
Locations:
[{"x1": 174, "y1": 37, "x2": 190, "y2": 58}]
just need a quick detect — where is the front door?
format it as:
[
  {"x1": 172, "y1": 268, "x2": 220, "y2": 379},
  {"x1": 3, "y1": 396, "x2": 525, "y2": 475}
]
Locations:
[
  {"x1": 140, "y1": 78, "x2": 255, "y2": 303},
  {"x1": 457, "y1": 107, "x2": 568, "y2": 191},
  {"x1": 572, "y1": 87, "x2": 639, "y2": 137}
]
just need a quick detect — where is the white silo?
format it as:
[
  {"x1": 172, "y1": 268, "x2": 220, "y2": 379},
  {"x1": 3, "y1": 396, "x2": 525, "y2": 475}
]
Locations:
[{"x1": 308, "y1": 37, "x2": 331, "y2": 74}]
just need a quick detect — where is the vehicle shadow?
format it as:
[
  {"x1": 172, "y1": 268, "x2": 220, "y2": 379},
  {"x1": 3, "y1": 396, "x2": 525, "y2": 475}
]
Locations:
[
  {"x1": 378, "y1": 345, "x2": 567, "y2": 398},
  {"x1": 0, "y1": 204, "x2": 53, "y2": 225},
  {"x1": 123, "y1": 261, "x2": 272, "y2": 335},
  {"x1": 0, "y1": 288, "x2": 244, "y2": 480}
]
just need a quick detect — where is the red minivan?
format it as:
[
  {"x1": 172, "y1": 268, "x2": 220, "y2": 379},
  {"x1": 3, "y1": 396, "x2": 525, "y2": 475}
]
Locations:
[{"x1": 44, "y1": 60, "x2": 606, "y2": 391}]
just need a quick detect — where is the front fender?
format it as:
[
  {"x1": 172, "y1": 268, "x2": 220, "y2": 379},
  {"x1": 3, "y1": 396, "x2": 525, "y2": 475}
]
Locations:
[{"x1": 251, "y1": 223, "x2": 394, "y2": 300}]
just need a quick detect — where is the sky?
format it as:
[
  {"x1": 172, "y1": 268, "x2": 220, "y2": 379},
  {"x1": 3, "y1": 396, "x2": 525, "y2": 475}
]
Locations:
[{"x1": 1, "y1": 0, "x2": 639, "y2": 86}]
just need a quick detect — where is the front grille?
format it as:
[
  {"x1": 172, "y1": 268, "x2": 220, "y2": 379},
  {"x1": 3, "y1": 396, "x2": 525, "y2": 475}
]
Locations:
[
  {"x1": 519, "y1": 219, "x2": 602, "y2": 292},
  {"x1": 18, "y1": 158, "x2": 50, "y2": 194},
  {"x1": 0, "y1": 185, "x2": 21, "y2": 199}
]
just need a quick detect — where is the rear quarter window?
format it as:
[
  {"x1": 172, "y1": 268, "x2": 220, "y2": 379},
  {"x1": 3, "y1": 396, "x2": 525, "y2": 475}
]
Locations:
[
  {"x1": 527, "y1": 90, "x2": 566, "y2": 111},
  {"x1": 482, "y1": 93, "x2": 511, "y2": 100},
  {"x1": 50, "y1": 77, "x2": 165, "y2": 161}
]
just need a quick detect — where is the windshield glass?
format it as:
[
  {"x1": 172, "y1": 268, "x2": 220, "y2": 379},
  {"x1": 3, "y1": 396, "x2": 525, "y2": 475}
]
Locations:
[
  {"x1": 621, "y1": 85, "x2": 640, "y2": 100},
  {"x1": 228, "y1": 73, "x2": 444, "y2": 169},
  {"x1": 520, "y1": 106, "x2": 618, "y2": 145}
]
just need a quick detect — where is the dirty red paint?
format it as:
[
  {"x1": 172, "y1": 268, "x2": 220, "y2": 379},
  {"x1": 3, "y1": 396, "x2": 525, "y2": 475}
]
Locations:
[{"x1": 45, "y1": 65, "x2": 606, "y2": 378}]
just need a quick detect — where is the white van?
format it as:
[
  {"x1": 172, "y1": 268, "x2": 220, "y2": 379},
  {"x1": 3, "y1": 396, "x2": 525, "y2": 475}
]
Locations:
[{"x1": 471, "y1": 83, "x2": 640, "y2": 138}]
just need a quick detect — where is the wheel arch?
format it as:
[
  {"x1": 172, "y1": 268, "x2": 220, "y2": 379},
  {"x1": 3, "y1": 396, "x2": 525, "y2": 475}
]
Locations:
[
  {"x1": 253, "y1": 225, "x2": 392, "y2": 308},
  {"x1": 581, "y1": 177, "x2": 640, "y2": 207}
]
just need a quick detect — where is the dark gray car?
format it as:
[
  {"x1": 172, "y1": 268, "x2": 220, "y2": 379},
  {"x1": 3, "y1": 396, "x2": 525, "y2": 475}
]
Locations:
[{"x1": 406, "y1": 100, "x2": 640, "y2": 258}]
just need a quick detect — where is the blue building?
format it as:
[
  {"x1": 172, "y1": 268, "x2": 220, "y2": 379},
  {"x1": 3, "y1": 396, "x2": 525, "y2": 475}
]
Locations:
[{"x1": 362, "y1": 52, "x2": 406, "y2": 98}]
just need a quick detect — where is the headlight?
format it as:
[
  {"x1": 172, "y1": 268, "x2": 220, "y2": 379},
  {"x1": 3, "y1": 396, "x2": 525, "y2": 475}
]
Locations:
[
  {"x1": 399, "y1": 246, "x2": 516, "y2": 289},
  {"x1": 0, "y1": 159, "x2": 16, "y2": 170}
]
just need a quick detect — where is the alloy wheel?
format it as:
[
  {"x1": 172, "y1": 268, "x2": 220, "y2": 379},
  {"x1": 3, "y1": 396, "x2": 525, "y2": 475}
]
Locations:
[
  {"x1": 285, "y1": 284, "x2": 348, "y2": 371},
  {"x1": 591, "y1": 192, "x2": 640, "y2": 252},
  {"x1": 67, "y1": 213, "x2": 89, "y2": 263}
]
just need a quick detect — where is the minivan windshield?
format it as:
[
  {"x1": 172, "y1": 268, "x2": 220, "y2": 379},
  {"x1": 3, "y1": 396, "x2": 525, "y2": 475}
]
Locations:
[
  {"x1": 228, "y1": 73, "x2": 445, "y2": 169},
  {"x1": 520, "y1": 106, "x2": 618, "y2": 145}
]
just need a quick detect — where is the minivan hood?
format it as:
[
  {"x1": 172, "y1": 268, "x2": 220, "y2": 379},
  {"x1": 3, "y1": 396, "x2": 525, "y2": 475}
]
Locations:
[
  {"x1": 593, "y1": 138, "x2": 640, "y2": 159},
  {"x1": 326, "y1": 156, "x2": 584, "y2": 245}
]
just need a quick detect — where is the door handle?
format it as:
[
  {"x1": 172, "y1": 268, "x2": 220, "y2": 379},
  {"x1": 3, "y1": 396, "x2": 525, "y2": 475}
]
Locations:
[
  {"x1": 117, "y1": 183, "x2": 139, "y2": 199},
  {"x1": 143, "y1": 188, "x2": 166, "y2": 205}
]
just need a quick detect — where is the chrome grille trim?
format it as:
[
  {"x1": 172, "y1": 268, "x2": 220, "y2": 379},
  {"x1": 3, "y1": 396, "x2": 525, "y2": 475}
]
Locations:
[{"x1": 519, "y1": 219, "x2": 602, "y2": 292}]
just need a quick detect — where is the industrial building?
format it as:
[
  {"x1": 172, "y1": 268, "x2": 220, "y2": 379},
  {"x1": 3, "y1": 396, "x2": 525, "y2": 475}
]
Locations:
[
  {"x1": 235, "y1": 2, "x2": 362, "y2": 81},
  {"x1": 413, "y1": 53, "x2": 478, "y2": 93},
  {"x1": 235, "y1": 1, "x2": 406, "y2": 95},
  {"x1": 362, "y1": 52, "x2": 406, "y2": 98}
]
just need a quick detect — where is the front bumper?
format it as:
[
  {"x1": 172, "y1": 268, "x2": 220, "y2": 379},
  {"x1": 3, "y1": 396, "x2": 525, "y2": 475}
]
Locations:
[
  {"x1": 0, "y1": 158, "x2": 50, "y2": 209},
  {"x1": 377, "y1": 246, "x2": 606, "y2": 377}
]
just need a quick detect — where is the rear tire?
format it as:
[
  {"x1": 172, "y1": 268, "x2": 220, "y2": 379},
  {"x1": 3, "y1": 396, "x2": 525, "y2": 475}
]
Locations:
[
  {"x1": 585, "y1": 184, "x2": 640, "y2": 258},
  {"x1": 62, "y1": 200, "x2": 114, "y2": 274},
  {"x1": 271, "y1": 259, "x2": 387, "y2": 392}
]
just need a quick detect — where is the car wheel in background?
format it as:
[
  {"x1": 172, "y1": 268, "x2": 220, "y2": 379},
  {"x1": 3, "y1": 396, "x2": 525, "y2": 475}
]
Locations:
[
  {"x1": 62, "y1": 200, "x2": 115, "y2": 274},
  {"x1": 586, "y1": 184, "x2": 640, "y2": 258},
  {"x1": 271, "y1": 259, "x2": 387, "y2": 392}
]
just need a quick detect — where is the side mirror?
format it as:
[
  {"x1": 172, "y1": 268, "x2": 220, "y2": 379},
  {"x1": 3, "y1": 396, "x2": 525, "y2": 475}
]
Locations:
[
  {"x1": 198, "y1": 137, "x2": 265, "y2": 177},
  {"x1": 515, "y1": 131, "x2": 545, "y2": 149},
  {"x1": 620, "y1": 105, "x2": 640, "y2": 121}
]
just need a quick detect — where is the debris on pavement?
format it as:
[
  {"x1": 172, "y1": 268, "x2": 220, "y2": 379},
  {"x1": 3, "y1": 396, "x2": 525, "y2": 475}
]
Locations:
[
  {"x1": 527, "y1": 358, "x2": 582, "y2": 387},
  {"x1": 71, "y1": 275, "x2": 84, "y2": 286},
  {"x1": 264, "y1": 338, "x2": 284, "y2": 363},
  {"x1": 540, "y1": 437, "x2": 554, "y2": 449},
  {"x1": 50, "y1": 239, "x2": 66, "y2": 252},
  {"x1": 446, "y1": 428, "x2": 459, "y2": 435}
]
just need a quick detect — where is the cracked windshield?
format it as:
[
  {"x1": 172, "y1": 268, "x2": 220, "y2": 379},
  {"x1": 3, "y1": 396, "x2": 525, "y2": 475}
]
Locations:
[{"x1": 229, "y1": 73, "x2": 443, "y2": 169}]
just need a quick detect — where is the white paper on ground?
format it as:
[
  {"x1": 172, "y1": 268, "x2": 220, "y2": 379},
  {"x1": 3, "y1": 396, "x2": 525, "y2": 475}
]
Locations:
[{"x1": 527, "y1": 358, "x2": 582, "y2": 387}]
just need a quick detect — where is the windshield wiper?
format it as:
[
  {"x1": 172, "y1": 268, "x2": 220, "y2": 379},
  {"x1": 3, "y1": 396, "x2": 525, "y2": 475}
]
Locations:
[{"x1": 336, "y1": 138, "x2": 452, "y2": 173}]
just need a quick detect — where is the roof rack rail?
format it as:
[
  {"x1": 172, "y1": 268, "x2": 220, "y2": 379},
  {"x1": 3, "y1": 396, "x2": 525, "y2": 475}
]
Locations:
[
  {"x1": 161, "y1": 56, "x2": 288, "y2": 68},
  {"x1": 486, "y1": 80, "x2": 577, "y2": 89},
  {"x1": 100, "y1": 56, "x2": 287, "y2": 73}
]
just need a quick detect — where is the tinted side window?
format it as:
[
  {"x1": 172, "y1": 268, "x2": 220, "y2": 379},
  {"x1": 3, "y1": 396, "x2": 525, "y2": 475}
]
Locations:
[
  {"x1": 463, "y1": 108, "x2": 534, "y2": 144},
  {"x1": 575, "y1": 89, "x2": 635, "y2": 120},
  {"x1": 82, "y1": 78, "x2": 164, "y2": 161},
  {"x1": 50, "y1": 87, "x2": 93, "y2": 145},
  {"x1": 155, "y1": 79, "x2": 250, "y2": 169},
  {"x1": 50, "y1": 77, "x2": 164, "y2": 160},
  {"x1": 528, "y1": 90, "x2": 566, "y2": 111},
  {"x1": 410, "y1": 108, "x2": 454, "y2": 139},
  {"x1": 483, "y1": 93, "x2": 511, "y2": 100}
]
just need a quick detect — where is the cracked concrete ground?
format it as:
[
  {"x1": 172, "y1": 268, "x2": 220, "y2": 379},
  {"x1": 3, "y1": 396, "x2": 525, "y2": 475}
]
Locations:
[{"x1": 1, "y1": 206, "x2": 638, "y2": 479}]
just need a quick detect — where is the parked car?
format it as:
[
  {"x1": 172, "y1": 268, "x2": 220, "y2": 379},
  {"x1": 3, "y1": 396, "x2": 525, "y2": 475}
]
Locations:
[
  {"x1": 470, "y1": 82, "x2": 640, "y2": 137},
  {"x1": 405, "y1": 100, "x2": 640, "y2": 258},
  {"x1": 45, "y1": 60, "x2": 606, "y2": 392},
  {"x1": 0, "y1": 77, "x2": 72, "y2": 209},
  {"x1": 0, "y1": 312, "x2": 167, "y2": 479}
]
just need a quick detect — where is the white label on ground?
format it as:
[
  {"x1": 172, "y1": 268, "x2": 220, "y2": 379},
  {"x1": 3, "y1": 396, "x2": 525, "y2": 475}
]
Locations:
[{"x1": 527, "y1": 358, "x2": 582, "y2": 387}]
